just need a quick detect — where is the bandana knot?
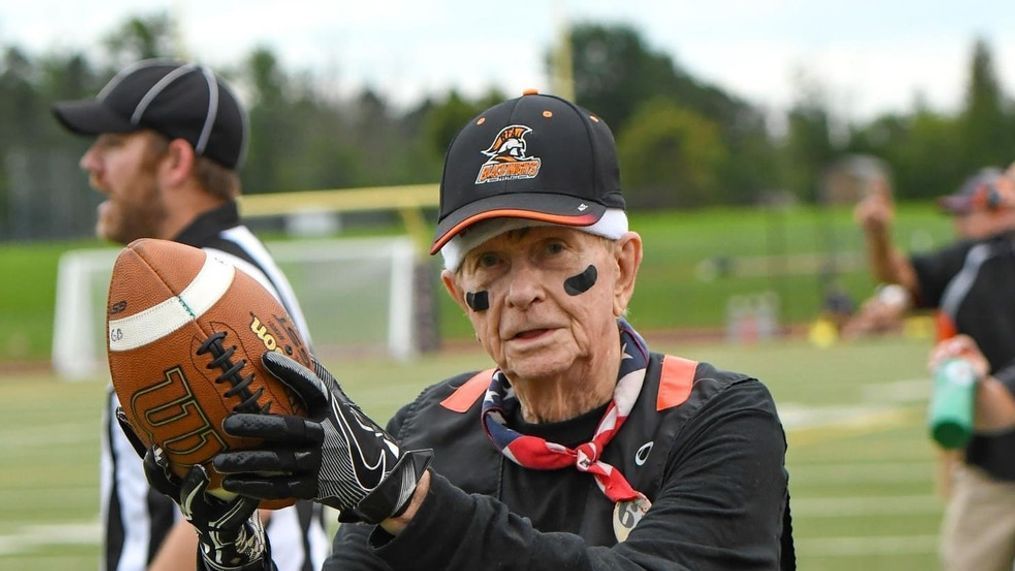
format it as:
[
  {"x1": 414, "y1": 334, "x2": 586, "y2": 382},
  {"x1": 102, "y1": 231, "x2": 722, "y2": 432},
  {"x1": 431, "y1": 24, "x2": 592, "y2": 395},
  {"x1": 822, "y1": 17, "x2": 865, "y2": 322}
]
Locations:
[
  {"x1": 576, "y1": 442, "x2": 599, "y2": 471},
  {"x1": 481, "y1": 319, "x2": 649, "y2": 504}
]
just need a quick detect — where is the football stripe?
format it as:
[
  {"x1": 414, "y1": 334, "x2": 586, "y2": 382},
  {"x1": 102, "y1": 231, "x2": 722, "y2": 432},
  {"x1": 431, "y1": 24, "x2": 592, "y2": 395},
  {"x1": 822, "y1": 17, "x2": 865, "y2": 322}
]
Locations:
[{"x1": 108, "y1": 254, "x2": 236, "y2": 351}]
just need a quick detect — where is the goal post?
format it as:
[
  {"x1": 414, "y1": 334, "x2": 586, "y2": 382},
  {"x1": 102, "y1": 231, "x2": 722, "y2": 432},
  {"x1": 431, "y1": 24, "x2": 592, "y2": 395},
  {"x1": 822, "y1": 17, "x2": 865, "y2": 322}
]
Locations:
[
  {"x1": 52, "y1": 248, "x2": 119, "y2": 380},
  {"x1": 52, "y1": 236, "x2": 420, "y2": 381}
]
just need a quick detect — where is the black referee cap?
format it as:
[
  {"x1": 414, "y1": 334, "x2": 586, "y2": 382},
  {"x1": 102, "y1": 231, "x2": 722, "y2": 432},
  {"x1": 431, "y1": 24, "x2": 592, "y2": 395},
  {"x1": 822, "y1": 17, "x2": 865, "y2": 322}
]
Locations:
[
  {"x1": 430, "y1": 90, "x2": 625, "y2": 255},
  {"x1": 53, "y1": 59, "x2": 248, "y2": 169}
]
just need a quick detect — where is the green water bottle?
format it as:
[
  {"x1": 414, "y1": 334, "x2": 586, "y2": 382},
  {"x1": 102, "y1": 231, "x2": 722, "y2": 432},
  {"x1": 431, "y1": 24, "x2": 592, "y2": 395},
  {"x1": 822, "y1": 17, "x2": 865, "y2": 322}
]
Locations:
[{"x1": 929, "y1": 358, "x2": 978, "y2": 449}]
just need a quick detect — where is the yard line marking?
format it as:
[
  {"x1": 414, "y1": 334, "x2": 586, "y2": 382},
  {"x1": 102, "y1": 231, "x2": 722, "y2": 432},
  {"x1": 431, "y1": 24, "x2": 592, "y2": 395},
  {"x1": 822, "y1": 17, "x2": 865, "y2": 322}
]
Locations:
[
  {"x1": 789, "y1": 461, "x2": 935, "y2": 483},
  {"x1": 0, "y1": 521, "x2": 100, "y2": 556},
  {"x1": 779, "y1": 403, "x2": 904, "y2": 429},
  {"x1": 786, "y1": 405, "x2": 921, "y2": 448},
  {"x1": 792, "y1": 494, "x2": 941, "y2": 516},
  {"x1": 861, "y1": 378, "x2": 931, "y2": 403},
  {"x1": 0, "y1": 424, "x2": 94, "y2": 449},
  {"x1": 797, "y1": 534, "x2": 939, "y2": 556}
]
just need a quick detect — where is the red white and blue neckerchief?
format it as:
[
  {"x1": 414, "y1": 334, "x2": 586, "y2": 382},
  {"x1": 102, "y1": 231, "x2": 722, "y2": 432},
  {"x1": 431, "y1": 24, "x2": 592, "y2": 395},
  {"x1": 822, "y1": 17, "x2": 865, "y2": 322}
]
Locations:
[{"x1": 481, "y1": 319, "x2": 649, "y2": 504}]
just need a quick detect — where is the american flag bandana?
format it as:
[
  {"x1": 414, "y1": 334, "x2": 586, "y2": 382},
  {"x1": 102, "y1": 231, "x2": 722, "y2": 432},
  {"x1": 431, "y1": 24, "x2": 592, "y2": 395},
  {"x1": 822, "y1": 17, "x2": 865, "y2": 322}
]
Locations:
[{"x1": 481, "y1": 319, "x2": 649, "y2": 504}]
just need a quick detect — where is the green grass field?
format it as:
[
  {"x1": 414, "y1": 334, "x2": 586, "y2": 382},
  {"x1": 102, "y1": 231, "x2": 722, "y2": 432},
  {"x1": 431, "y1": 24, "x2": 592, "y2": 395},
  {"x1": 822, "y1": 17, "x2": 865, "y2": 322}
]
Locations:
[
  {"x1": 0, "y1": 202, "x2": 955, "y2": 363},
  {"x1": 0, "y1": 334, "x2": 947, "y2": 570}
]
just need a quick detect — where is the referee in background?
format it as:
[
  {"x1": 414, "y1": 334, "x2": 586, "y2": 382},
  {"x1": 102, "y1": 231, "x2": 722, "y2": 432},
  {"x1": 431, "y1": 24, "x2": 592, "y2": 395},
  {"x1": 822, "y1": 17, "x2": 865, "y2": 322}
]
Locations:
[{"x1": 53, "y1": 59, "x2": 329, "y2": 571}]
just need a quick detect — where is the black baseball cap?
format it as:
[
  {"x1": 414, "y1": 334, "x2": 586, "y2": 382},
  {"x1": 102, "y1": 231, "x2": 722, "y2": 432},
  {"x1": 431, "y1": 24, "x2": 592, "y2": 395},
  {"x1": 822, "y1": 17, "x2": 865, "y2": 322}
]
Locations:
[
  {"x1": 52, "y1": 59, "x2": 248, "y2": 169},
  {"x1": 430, "y1": 90, "x2": 624, "y2": 254},
  {"x1": 938, "y1": 167, "x2": 1004, "y2": 215}
]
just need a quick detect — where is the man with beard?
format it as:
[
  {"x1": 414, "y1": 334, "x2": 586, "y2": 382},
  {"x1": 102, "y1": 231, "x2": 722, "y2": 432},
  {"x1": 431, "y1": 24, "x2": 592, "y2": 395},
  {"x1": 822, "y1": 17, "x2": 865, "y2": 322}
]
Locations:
[{"x1": 53, "y1": 59, "x2": 328, "y2": 571}]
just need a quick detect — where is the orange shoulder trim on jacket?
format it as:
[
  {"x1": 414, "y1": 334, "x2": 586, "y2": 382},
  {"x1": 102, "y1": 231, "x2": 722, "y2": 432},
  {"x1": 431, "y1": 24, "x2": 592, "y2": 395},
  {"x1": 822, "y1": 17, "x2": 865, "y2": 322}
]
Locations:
[
  {"x1": 657, "y1": 355, "x2": 698, "y2": 411},
  {"x1": 440, "y1": 369, "x2": 495, "y2": 413}
]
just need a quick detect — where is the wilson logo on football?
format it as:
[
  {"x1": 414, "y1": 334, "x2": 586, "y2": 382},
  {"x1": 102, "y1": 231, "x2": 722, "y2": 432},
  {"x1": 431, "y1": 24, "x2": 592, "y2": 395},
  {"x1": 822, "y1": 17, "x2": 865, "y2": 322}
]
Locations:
[
  {"x1": 129, "y1": 366, "x2": 226, "y2": 460},
  {"x1": 475, "y1": 124, "x2": 542, "y2": 184}
]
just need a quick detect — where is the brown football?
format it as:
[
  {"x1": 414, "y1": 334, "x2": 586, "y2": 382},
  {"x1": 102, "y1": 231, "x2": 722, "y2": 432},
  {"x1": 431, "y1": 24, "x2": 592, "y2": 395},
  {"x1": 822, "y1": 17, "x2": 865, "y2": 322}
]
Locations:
[{"x1": 107, "y1": 238, "x2": 311, "y2": 509}]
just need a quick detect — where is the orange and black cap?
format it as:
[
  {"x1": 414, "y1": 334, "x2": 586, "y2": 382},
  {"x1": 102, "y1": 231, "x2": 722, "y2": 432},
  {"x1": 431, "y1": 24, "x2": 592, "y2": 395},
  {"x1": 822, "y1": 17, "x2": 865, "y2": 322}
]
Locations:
[{"x1": 431, "y1": 91, "x2": 624, "y2": 254}]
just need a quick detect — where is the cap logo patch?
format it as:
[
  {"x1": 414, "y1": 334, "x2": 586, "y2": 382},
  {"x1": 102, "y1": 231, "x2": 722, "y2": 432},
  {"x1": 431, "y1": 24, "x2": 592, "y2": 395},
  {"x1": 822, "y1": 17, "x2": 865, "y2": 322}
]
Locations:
[{"x1": 476, "y1": 124, "x2": 541, "y2": 184}]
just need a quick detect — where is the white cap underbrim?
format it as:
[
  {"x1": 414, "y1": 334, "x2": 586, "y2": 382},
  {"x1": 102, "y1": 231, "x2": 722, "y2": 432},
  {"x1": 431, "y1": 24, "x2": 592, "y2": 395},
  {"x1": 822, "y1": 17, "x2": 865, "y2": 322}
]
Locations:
[{"x1": 441, "y1": 208, "x2": 628, "y2": 271}]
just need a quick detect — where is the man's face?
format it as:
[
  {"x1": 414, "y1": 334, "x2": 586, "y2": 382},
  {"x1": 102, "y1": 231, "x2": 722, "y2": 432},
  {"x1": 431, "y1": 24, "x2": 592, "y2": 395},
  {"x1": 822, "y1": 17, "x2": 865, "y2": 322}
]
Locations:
[
  {"x1": 447, "y1": 226, "x2": 626, "y2": 382},
  {"x1": 952, "y1": 209, "x2": 994, "y2": 239},
  {"x1": 79, "y1": 131, "x2": 168, "y2": 244},
  {"x1": 951, "y1": 176, "x2": 1015, "y2": 239}
]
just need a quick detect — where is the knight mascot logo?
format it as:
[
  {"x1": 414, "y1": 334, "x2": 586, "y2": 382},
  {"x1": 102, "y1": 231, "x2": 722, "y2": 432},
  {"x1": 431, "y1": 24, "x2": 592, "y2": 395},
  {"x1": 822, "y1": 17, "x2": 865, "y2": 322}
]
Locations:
[{"x1": 475, "y1": 124, "x2": 542, "y2": 184}]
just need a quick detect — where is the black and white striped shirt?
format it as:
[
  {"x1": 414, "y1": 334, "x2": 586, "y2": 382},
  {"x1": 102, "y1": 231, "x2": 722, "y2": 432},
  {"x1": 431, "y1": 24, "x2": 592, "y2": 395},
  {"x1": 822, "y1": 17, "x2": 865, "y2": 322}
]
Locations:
[{"x1": 101, "y1": 201, "x2": 329, "y2": 571}]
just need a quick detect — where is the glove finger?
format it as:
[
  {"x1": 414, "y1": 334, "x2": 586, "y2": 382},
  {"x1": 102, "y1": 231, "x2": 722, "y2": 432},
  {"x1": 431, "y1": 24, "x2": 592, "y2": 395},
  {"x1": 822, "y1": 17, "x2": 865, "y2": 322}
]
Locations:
[
  {"x1": 261, "y1": 352, "x2": 330, "y2": 412},
  {"x1": 214, "y1": 449, "x2": 320, "y2": 474},
  {"x1": 143, "y1": 447, "x2": 181, "y2": 498},
  {"x1": 180, "y1": 464, "x2": 213, "y2": 516},
  {"x1": 182, "y1": 465, "x2": 260, "y2": 533},
  {"x1": 310, "y1": 356, "x2": 345, "y2": 395},
  {"x1": 221, "y1": 475, "x2": 318, "y2": 500},
  {"x1": 222, "y1": 414, "x2": 323, "y2": 444},
  {"x1": 114, "y1": 408, "x2": 148, "y2": 459},
  {"x1": 214, "y1": 494, "x2": 260, "y2": 533}
]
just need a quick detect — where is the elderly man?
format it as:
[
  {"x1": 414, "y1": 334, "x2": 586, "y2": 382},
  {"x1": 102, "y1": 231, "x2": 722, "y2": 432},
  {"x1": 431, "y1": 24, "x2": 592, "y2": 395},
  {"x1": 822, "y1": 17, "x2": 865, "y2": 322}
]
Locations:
[{"x1": 132, "y1": 92, "x2": 793, "y2": 570}]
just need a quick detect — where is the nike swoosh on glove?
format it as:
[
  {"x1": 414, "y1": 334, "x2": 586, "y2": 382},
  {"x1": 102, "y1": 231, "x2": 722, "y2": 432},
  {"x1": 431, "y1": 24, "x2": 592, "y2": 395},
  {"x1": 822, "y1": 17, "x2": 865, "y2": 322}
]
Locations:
[{"x1": 214, "y1": 352, "x2": 433, "y2": 524}]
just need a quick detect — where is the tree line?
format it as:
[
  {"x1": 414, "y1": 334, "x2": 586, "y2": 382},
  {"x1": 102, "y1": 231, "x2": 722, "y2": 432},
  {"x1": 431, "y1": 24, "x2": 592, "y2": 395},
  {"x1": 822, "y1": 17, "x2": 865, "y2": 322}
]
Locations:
[{"x1": 1, "y1": 14, "x2": 1013, "y2": 240}]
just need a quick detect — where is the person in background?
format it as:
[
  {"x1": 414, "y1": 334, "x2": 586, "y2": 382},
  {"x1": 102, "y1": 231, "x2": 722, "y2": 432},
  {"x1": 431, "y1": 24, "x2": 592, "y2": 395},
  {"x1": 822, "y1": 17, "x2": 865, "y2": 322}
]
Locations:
[
  {"x1": 52, "y1": 59, "x2": 328, "y2": 571},
  {"x1": 851, "y1": 166, "x2": 1015, "y2": 571},
  {"x1": 930, "y1": 335, "x2": 1015, "y2": 433}
]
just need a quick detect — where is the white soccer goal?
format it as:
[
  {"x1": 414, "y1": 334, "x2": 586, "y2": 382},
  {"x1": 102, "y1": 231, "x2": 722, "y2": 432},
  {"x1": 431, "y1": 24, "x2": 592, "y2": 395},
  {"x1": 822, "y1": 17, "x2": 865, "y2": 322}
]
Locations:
[{"x1": 52, "y1": 236, "x2": 419, "y2": 380}]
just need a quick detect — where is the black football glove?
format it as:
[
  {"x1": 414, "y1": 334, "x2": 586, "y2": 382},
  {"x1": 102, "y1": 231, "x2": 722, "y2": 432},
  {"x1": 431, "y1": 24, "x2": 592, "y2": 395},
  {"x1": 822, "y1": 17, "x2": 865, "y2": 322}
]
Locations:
[
  {"x1": 144, "y1": 447, "x2": 269, "y2": 571},
  {"x1": 115, "y1": 411, "x2": 268, "y2": 571},
  {"x1": 214, "y1": 352, "x2": 433, "y2": 524}
]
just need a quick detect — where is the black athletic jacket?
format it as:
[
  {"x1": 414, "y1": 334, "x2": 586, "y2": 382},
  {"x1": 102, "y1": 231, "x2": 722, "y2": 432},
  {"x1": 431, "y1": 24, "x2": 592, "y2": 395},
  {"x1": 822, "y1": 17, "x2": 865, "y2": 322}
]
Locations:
[
  {"x1": 911, "y1": 231, "x2": 1015, "y2": 480},
  {"x1": 326, "y1": 353, "x2": 794, "y2": 570}
]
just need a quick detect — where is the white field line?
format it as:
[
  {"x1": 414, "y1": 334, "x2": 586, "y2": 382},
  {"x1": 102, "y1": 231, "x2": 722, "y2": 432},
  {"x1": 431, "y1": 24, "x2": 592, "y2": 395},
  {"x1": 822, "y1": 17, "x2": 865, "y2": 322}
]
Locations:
[
  {"x1": 789, "y1": 461, "x2": 934, "y2": 483},
  {"x1": 0, "y1": 424, "x2": 94, "y2": 450},
  {"x1": 861, "y1": 378, "x2": 931, "y2": 404},
  {"x1": 780, "y1": 379, "x2": 942, "y2": 558},
  {"x1": 0, "y1": 522, "x2": 100, "y2": 556},
  {"x1": 792, "y1": 494, "x2": 942, "y2": 517},
  {"x1": 797, "y1": 534, "x2": 939, "y2": 557},
  {"x1": 779, "y1": 402, "x2": 905, "y2": 430}
]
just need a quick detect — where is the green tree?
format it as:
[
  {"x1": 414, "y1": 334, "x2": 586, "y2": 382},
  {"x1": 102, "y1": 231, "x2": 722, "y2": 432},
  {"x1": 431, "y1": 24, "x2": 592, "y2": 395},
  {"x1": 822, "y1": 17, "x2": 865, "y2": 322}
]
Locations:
[
  {"x1": 102, "y1": 13, "x2": 176, "y2": 65},
  {"x1": 0, "y1": 48, "x2": 38, "y2": 237},
  {"x1": 242, "y1": 47, "x2": 290, "y2": 193},
  {"x1": 848, "y1": 108, "x2": 965, "y2": 200},
  {"x1": 617, "y1": 99, "x2": 728, "y2": 208},
  {"x1": 568, "y1": 24, "x2": 682, "y2": 130},
  {"x1": 0, "y1": 48, "x2": 42, "y2": 141},
  {"x1": 959, "y1": 38, "x2": 1012, "y2": 171},
  {"x1": 783, "y1": 77, "x2": 839, "y2": 202},
  {"x1": 422, "y1": 89, "x2": 505, "y2": 158},
  {"x1": 565, "y1": 23, "x2": 776, "y2": 203}
]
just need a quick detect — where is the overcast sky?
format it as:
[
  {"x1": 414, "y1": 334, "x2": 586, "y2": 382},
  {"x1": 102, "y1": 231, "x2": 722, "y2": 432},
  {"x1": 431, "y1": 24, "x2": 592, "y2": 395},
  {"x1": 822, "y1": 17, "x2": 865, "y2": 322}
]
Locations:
[{"x1": 3, "y1": 0, "x2": 1015, "y2": 122}]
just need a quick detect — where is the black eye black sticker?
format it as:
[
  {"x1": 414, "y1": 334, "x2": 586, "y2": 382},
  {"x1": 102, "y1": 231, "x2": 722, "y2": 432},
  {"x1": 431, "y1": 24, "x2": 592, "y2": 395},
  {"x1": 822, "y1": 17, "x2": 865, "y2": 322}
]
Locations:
[
  {"x1": 466, "y1": 291, "x2": 490, "y2": 311},
  {"x1": 564, "y1": 265, "x2": 598, "y2": 296}
]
